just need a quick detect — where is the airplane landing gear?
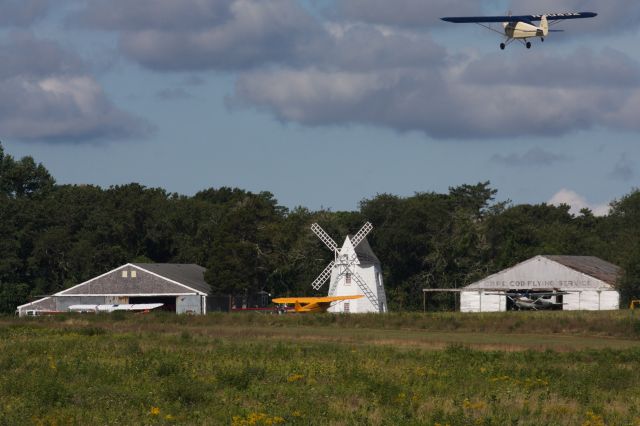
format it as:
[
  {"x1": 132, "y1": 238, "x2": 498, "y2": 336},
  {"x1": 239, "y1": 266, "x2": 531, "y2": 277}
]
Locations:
[
  {"x1": 526, "y1": 41, "x2": 532, "y2": 49},
  {"x1": 500, "y1": 43, "x2": 506, "y2": 50}
]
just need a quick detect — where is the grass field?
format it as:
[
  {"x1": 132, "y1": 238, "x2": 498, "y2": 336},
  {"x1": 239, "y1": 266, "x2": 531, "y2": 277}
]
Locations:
[{"x1": 2, "y1": 311, "x2": 640, "y2": 425}]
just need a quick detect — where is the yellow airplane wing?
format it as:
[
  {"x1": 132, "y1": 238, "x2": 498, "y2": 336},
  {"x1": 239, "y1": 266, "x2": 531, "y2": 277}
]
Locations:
[
  {"x1": 272, "y1": 295, "x2": 363, "y2": 313},
  {"x1": 272, "y1": 295, "x2": 363, "y2": 304}
]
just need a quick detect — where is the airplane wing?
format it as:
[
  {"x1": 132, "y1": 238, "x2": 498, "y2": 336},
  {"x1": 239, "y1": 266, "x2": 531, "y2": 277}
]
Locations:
[
  {"x1": 441, "y1": 12, "x2": 596, "y2": 24},
  {"x1": 272, "y1": 295, "x2": 363, "y2": 304},
  {"x1": 68, "y1": 303, "x2": 164, "y2": 312},
  {"x1": 97, "y1": 303, "x2": 164, "y2": 312}
]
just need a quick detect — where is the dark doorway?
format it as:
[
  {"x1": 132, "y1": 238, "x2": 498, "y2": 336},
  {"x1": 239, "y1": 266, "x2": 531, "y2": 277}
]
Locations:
[
  {"x1": 505, "y1": 290, "x2": 564, "y2": 311},
  {"x1": 129, "y1": 296, "x2": 176, "y2": 312}
]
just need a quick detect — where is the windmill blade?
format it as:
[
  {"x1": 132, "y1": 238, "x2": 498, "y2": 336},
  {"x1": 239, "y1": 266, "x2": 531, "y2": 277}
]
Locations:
[
  {"x1": 311, "y1": 261, "x2": 335, "y2": 291},
  {"x1": 311, "y1": 223, "x2": 338, "y2": 252},
  {"x1": 350, "y1": 222, "x2": 373, "y2": 248}
]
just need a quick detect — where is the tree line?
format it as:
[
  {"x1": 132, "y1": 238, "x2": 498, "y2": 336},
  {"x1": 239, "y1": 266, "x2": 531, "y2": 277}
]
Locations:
[{"x1": 1, "y1": 142, "x2": 639, "y2": 313}]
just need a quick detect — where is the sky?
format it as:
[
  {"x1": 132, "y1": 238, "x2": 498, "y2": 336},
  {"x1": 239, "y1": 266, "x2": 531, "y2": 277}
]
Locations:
[{"x1": 1, "y1": 0, "x2": 639, "y2": 214}]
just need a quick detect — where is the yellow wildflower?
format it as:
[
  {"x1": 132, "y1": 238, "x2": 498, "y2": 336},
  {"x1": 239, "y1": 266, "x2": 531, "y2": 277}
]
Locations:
[
  {"x1": 232, "y1": 413, "x2": 284, "y2": 426},
  {"x1": 582, "y1": 411, "x2": 605, "y2": 426},
  {"x1": 150, "y1": 406, "x2": 160, "y2": 416},
  {"x1": 287, "y1": 373, "x2": 304, "y2": 383}
]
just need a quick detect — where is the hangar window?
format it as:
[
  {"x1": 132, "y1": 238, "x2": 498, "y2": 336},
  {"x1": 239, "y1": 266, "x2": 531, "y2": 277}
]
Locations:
[{"x1": 122, "y1": 270, "x2": 128, "y2": 278}]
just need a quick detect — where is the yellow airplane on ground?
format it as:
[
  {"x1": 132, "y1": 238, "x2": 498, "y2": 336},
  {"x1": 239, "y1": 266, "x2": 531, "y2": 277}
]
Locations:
[{"x1": 272, "y1": 295, "x2": 363, "y2": 313}]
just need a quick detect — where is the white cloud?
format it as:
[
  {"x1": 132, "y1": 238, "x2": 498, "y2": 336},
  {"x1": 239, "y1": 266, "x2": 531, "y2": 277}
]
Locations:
[
  {"x1": 0, "y1": 33, "x2": 152, "y2": 143},
  {"x1": 0, "y1": 0, "x2": 49, "y2": 27},
  {"x1": 334, "y1": 0, "x2": 484, "y2": 27},
  {"x1": 72, "y1": 0, "x2": 318, "y2": 71},
  {"x1": 69, "y1": 0, "x2": 640, "y2": 140},
  {"x1": 548, "y1": 189, "x2": 610, "y2": 216},
  {"x1": 232, "y1": 47, "x2": 640, "y2": 139}
]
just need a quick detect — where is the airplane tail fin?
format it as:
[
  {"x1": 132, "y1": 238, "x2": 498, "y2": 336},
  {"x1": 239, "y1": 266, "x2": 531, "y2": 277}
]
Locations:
[{"x1": 540, "y1": 15, "x2": 549, "y2": 36}]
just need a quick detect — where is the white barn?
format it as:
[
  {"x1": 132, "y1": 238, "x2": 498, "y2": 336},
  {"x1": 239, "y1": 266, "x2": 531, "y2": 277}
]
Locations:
[
  {"x1": 17, "y1": 263, "x2": 210, "y2": 316},
  {"x1": 327, "y1": 236, "x2": 388, "y2": 314},
  {"x1": 461, "y1": 255, "x2": 621, "y2": 312}
]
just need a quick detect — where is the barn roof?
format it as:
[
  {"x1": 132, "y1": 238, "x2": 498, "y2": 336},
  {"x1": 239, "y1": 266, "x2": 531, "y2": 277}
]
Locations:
[
  {"x1": 542, "y1": 256, "x2": 621, "y2": 286},
  {"x1": 351, "y1": 236, "x2": 380, "y2": 265},
  {"x1": 132, "y1": 263, "x2": 210, "y2": 294}
]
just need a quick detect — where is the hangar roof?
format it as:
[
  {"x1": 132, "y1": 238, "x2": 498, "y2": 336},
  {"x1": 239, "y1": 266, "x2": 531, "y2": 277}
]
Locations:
[
  {"x1": 542, "y1": 256, "x2": 620, "y2": 286},
  {"x1": 463, "y1": 255, "x2": 621, "y2": 291},
  {"x1": 132, "y1": 263, "x2": 210, "y2": 294},
  {"x1": 55, "y1": 263, "x2": 210, "y2": 296}
]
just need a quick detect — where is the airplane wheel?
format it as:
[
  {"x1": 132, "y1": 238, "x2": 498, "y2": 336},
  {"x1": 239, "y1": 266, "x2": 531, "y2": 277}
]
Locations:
[
  {"x1": 526, "y1": 42, "x2": 532, "y2": 49},
  {"x1": 500, "y1": 43, "x2": 505, "y2": 50}
]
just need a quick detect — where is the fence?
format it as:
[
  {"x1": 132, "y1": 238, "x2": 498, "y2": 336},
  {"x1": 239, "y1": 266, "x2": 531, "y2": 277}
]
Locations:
[{"x1": 207, "y1": 292, "x2": 273, "y2": 313}]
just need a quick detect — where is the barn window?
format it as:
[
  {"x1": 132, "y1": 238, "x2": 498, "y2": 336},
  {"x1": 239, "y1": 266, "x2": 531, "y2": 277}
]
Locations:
[
  {"x1": 122, "y1": 270, "x2": 128, "y2": 278},
  {"x1": 345, "y1": 273, "x2": 351, "y2": 285},
  {"x1": 131, "y1": 270, "x2": 137, "y2": 278}
]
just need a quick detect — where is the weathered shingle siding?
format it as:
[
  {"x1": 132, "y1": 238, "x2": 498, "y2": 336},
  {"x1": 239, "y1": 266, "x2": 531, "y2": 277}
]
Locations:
[
  {"x1": 18, "y1": 297, "x2": 56, "y2": 313},
  {"x1": 132, "y1": 263, "x2": 210, "y2": 294},
  {"x1": 62, "y1": 266, "x2": 201, "y2": 295}
]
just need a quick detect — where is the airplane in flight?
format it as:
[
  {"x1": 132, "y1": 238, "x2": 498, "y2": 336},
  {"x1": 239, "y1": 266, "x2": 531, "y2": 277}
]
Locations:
[
  {"x1": 441, "y1": 12, "x2": 597, "y2": 50},
  {"x1": 272, "y1": 295, "x2": 363, "y2": 313}
]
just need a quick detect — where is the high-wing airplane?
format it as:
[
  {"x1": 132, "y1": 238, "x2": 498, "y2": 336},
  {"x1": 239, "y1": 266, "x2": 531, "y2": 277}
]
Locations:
[
  {"x1": 441, "y1": 12, "x2": 597, "y2": 50},
  {"x1": 272, "y1": 295, "x2": 363, "y2": 313},
  {"x1": 486, "y1": 292, "x2": 569, "y2": 310}
]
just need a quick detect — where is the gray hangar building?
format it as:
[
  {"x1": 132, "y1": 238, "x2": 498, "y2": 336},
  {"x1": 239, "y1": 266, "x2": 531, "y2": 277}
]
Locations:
[{"x1": 17, "y1": 263, "x2": 210, "y2": 316}]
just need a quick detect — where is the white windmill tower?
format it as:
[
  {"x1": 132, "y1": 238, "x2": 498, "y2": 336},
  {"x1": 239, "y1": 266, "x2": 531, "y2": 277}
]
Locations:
[{"x1": 310, "y1": 222, "x2": 388, "y2": 313}]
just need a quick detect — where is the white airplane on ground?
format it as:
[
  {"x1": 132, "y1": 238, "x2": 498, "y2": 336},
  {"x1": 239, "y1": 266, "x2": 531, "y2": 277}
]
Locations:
[
  {"x1": 485, "y1": 292, "x2": 569, "y2": 311},
  {"x1": 441, "y1": 12, "x2": 597, "y2": 50},
  {"x1": 68, "y1": 303, "x2": 164, "y2": 313}
]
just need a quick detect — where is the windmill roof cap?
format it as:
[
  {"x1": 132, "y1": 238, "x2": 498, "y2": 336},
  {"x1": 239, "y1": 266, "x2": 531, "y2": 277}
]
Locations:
[{"x1": 348, "y1": 235, "x2": 380, "y2": 264}]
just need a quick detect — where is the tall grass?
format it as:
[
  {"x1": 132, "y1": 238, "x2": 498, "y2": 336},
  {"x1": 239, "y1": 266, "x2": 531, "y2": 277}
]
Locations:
[
  {"x1": 1, "y1": 313, "x2": 639, "y2": 425},
  {"x1": 9, "y1": 309, "x2": 640, "y2": 337}
]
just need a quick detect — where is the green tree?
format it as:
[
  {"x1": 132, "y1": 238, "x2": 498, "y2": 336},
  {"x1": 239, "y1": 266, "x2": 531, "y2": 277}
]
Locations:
[{"x1": 0, "y1": 143, "x2": 55, "y2": 198}]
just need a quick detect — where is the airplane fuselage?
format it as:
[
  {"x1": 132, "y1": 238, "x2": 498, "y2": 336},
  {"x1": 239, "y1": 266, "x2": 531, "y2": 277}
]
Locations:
[
  {"x1": 503, "y1": 21, "x2": 543, "y2": 39},
  {"x1": 514, "y1": 297, "x2": 537, "y2": 310},
  {"x1": 513, "y1": 295, "x2": 561, "y2": 310}
]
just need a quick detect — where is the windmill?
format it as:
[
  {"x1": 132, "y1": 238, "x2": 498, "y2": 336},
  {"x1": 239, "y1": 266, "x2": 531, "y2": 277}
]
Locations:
[{"x1": 310, "y1": 222, "x2": 388, "y2": 313}]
